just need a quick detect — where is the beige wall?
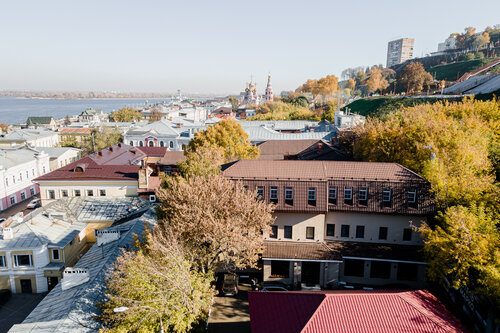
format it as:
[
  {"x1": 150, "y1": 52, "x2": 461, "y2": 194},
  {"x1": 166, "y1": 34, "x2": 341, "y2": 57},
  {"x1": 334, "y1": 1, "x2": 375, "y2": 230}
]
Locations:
[
  {"x1": 0, "y1": 275, "x2": 10, "y2": 290},
  {"x1": 324, "y1": 212, "x2": 426, "y2": 245},
  {"x1": 38, "y1": 180, "x2": 138, "y2": 205},
  {"x1": 85, "y1": 221, "x2": 114, "y2": 242},
  {"x1": 267, "y1": 213, "x2": 325, "y2": 242}
]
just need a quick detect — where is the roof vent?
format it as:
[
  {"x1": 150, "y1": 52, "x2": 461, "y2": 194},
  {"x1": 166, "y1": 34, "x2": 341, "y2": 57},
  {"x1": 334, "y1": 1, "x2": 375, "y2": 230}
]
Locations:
[
  {"x1": 48, "y1": 212, "x2": 67, "y2": 220},
  {"x1": 1, "y1": 227, "x2": 14, "y2": 240},
  {"x1": 98, "y1": 151, "x2": 103, "y2": 156},
  {"x1": 117, "y1": 143, "x2": 122, "y2": 148},
  {"x1": 109, "y1": 146, "x2": 113, "y2": 152},
  {"x1": 61, "y1": 268, "x2": 90, "y2": 290},
  {"x1": 95, "y1": 229, "x2": 120, "y2": 246}
]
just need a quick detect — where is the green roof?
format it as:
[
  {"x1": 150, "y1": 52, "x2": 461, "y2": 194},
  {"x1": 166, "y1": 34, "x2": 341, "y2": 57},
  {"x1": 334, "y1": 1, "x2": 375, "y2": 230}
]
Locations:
[{"x1": 26, "y1": 116, "x2": 54, "y2": 125}]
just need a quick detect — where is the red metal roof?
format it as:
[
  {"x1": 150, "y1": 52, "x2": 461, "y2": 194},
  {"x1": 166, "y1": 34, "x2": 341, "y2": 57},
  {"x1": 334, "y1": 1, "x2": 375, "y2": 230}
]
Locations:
[
  {"x1": 249, "y1": 290, "x2": 466, "y2": 333},
  {"x1": 136, "y1": 146, "x2": 169, "y2": 157},
  {"x1": 59, "y1": 128, "x2": 92, "y2": 134}
]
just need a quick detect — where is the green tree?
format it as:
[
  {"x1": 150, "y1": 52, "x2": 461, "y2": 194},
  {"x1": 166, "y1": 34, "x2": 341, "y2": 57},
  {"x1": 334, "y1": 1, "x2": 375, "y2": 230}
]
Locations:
[
  {"x1": 397, "y1": 62, "x2": 433, "y2": 94},
  {"x1": 177, "y1": 145, "x2": 225, "y2": 178},
  {"x1": 346, "y1": 78, "x2": 356, "y2": 91},
  {"x1": 157, "y1": 174, "x2": 275, "y2": 273},
  {"x1": 81, "y1": 127, "x2": 123, "y2": 155},
  {"x1": 110, "y1": 107, "x2": 143, "y2": 122},
  {"x1": 99, "y1": 229, "x2": 214, "y2": 332},
  {"x1": 188, "y1": 119, "x2": 260, "y2": 162},
  {"x1": 228, "y1": 97, "x2": 240, "y2": 112}
]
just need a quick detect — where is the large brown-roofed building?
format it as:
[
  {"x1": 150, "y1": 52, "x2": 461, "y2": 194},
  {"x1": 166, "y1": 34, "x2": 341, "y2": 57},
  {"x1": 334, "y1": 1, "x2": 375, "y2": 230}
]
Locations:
[{"x1": 222, "y1": 159, "x2": 435, "y2": 289}]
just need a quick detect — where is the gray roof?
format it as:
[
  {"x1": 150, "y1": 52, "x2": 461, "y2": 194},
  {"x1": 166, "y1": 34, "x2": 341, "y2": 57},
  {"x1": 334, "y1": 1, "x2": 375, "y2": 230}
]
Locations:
[
  {"x1": 26, "y1": 117, "x2": 54, "y2": 126},
  {"x1": 35, "y1": 147, "x2": 80, "y2": 159},
  {"x1": 0, "y1": 146, "x2": 46, "y2": 169},
  {"x1": 0, "y1": 128, "x2": 58, "y2": 143},
  {"x1": 443, "y1": 74, "x2": 500, "y2": 94},
  {"x1": 126, "y1": 119, "x2": 181, "y2": 137},
  {"x1": 243, "y1": 126, "x2": 335, "y2": 143},
  {"x1": 241, "y1": 120, "x2": 319, "y2": 131},
  {"x1": 0, "y1": 197, "x2": 150, "y2": 250},
  {"x1": 9, "y1": 208, "x2": 157, "y2": 333}
]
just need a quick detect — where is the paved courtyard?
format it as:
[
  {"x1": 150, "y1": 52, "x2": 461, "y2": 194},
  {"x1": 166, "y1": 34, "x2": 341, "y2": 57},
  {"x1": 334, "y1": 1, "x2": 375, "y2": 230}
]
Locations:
[
  {"x1": 207, "y1": 283, "x2": 251, "y2": 333},
  {"x1": 0, "y1": 293, "x2": 47, "y2": 333}
]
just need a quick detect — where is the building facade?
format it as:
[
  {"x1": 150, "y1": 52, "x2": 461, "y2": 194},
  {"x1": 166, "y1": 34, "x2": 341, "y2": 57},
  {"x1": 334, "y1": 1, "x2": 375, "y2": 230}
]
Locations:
[
  {"x1": 223, "y1": 160, "x2": 435, "y2": 289},
  {"x1": 0, "y1": 129, "x2": 60, "y2": 148},
  {"x1": 386, "y1": 38, "x2": 415, "y2": 68},
  {"x1": 0, "y1": 146, "x2": 50, "y2": 212}
]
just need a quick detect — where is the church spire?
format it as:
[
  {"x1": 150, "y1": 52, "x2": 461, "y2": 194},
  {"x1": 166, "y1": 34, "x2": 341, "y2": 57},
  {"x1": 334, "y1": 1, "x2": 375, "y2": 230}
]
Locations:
[{"x1": 264, "y1": 73, "x2": 273, "y2": 103}]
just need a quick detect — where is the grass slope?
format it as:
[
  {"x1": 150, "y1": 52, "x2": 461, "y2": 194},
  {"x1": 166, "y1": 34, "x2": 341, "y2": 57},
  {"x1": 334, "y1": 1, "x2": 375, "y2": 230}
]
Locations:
[{"x1": 428, "y1": 58, "x2": 497, "y2": 81}]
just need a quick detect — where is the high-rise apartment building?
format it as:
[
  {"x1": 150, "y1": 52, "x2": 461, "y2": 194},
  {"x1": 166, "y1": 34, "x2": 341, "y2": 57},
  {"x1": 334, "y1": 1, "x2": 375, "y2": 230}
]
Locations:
[{"x1": 386, "y1": 38, "x2": 414, "y2": 68}]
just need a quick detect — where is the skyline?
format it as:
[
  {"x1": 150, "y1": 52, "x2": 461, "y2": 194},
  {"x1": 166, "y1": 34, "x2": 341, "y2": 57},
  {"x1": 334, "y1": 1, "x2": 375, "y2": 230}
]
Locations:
[{"x1": 1, "y1": 0, "x2": 499, "y2": 94}]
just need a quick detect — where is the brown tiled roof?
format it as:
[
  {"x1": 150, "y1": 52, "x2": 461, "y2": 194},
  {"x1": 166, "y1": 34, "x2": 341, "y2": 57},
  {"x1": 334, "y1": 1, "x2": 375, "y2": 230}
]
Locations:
[
  {"x1": 223, "y1": 160, "x2": 424, "y2": 182},
  {"x1": 136, "y1": 146, "x2": 168, "y2": 157},
  {"x1": 158, "y1": 151, "x2": 186, "y2": 165},
  {"x1": 263, "y1": 241, "x2": 424, "y2": 263},
  {"x1": 257, "y1": 140, "x2": 320, "y2": 160}
]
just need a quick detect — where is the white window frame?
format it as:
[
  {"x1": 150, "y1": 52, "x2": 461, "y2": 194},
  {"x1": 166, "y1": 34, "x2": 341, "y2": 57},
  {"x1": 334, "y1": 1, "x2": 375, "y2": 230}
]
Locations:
[
  {"x1": 13, "y1": 254, "x2": 33, "y2": 267},
  {"x1": 74, "y1": 189, "x2": 81, "y2": 197},
  {"x1": 308, "y1": 188, "x2": 317, "y2": 201},
  {"x1": 383, "y1": 189, "x2": 392, "y2": 202},
  {"x1": 0, "y1": 255, "x2": 6, "y2": 268},
  {"x1": 344, "y1": 187, "x2": 353, "y2": 200},
  {"x1": 408, "y1": 190, "x2": 417, "y2": 203},
  {"x1": 270, "y1": 186, "x2": 278, "y2": 200},
  {"x1": 10, "y1": 195, "x2": 17, "y2": 205},
  {"x1": 257, "y1": 186, "x2": 264, "y2": 199},
  {"x1": 61, "y1": 189, "x2": 69, "y2": 197},
  {"x1": 87, "y1": 189, "x2": 94, "y2": 197},
  {"x1": 285, "y1": 187, "x2": 294, "y2": 200},
  {"x1": 359, "y1": 188, "x2": 368, "y2": 201},
  {"x1": 328, "y1": 187, "x2": 337, "y2": 200},
  {"x1": 99, "y1": 189, "x2": 106, "y2": 197},
  {"x1": 52, "y1": 249, "x2": 60, "y2": 261},
  {"x1": 149, "y1": 194, "x2": 156, "y2": 202}
]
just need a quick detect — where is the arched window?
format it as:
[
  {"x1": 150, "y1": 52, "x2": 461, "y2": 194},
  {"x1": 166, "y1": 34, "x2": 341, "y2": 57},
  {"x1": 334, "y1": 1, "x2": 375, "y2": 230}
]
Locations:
[
  {"x1": 139, "y1": 141, "x2": 144, "y2": 147},
  {"x1": 148, "y1": 140, "x2": 154, "y2": 147},
  {"x1": 159, "y1": 141, "x2": 164, "y2": 147},
  {"x1": 169, "y1": 141, "x2": 174, "y2": 148},
  {"x1": 130, "y1": 141, "x2": 134, "y2": 146}
]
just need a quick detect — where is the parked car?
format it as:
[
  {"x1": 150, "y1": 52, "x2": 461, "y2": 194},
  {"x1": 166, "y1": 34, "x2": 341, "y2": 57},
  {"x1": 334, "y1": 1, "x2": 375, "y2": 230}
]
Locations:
[
  {"x1": 26, "y1": 199, "x2": 41, "y2": 209},
  {"x1": 261, "y1": 285, "x2": 289, "y2": 292},
  {"x1": 221, "y1": 273, "x2": 239, "y2": 296}
]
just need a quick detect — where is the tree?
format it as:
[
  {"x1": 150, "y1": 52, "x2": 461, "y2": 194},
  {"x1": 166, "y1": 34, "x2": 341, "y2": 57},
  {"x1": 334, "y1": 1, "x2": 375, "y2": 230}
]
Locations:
[
  {"x1": 346, "y1": 78, "x2": 356, "y2": 91},
  {"x1": 80, "y1": 127, "x2": 123, "y2": 155},
  {"x1": 156, "y1": 174, "x2": 275, "y2": 273},
  {"x1": 110, "y1": 107, "x2": 143, "y2": 122},
  {"x1": 296, "y1": 75, "x2": 340, "y2": 100},
  {"x1": 177, "y1": 145, "x2": 225, "y2": 178},
  {"x1": 98, "y1": 229, "x2": 214, "y2": 332},
  {"x1": 149, "y1": 109, "x2": 163, "y2": 122},
  {"x1": 188, "y1": 119, "x2": 260, "y2": 162},
  {"x1": 228, "y1": 97, "x2": 240, "y2": 112},
  {"x1": 417, "y1": 205, "x2": 499, "y2": 301},
  {"x1": 397, "y1": 62, "x2": 433, "y2": 93},
  {"x1": 472, "y1": 32, "x2": 490, "y2": 50},
  {"x1": 366, "y1": 66, "x2": 389, "y2": 94},
  {"x1": 64, "y1": 115, "x2": 71, "y2": 126},
  {"x1": 0, "y1": 123, "x2": 7, "y2": 133}
]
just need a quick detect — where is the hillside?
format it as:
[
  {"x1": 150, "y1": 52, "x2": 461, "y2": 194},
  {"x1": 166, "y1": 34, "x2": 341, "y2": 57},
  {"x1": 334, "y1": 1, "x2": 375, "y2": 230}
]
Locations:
[{"x1": 428, "y1": 58, "x2": 498, "y2": 81}]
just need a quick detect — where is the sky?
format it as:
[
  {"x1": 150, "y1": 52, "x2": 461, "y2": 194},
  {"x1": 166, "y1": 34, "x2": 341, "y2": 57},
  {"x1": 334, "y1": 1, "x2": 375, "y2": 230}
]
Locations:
[{"x1": 0, "y1": 0, "x2": 499, "y2": 95}]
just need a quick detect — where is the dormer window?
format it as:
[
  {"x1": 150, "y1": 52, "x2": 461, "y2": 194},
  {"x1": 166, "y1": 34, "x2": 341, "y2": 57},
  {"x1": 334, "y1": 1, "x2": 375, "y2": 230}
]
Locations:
[
  {"x1": 383, "y1": 189, "x2": 392, "y2": 207},
  {"x1": 307, "y1": 188, "x2": 317, "y2": 206},
  {"x1": 285, "y1": 187, "x2": 294, "y2": 206},
  {"x1": 344, "y1": 187, "x2": 353, "y2": 205},
  {"x1": 74, "y1": 165, "x2": 85, "y2": 173},
  {"x1": 328, "y1": 187, "x2": 337, "y2": 205},
  {"x1": 270, "y1": 186, "x2": 278, "y2": 204},
  {"x1": 359, "y1": 188, "x2": 368, "y2": 206},
  {"x1": 408, "y1": 189, "x2": 417, "y2": 208}
]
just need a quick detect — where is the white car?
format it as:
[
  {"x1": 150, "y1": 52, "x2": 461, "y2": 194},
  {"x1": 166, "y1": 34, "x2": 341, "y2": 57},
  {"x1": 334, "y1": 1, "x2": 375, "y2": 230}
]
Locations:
[{"x1": 26, "y1": 199, "x2": 41, "y2": 209}]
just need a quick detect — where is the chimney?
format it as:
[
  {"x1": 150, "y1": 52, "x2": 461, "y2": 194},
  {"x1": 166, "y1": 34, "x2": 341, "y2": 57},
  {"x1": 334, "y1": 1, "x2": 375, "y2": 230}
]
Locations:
[
  {"x1": 117, "y1": 143, "x2": 122, "y2": 148},
  {"x1": 95, "y1": 229, "x2": 120, "y2": 246},
  {"x1": 109, "y1": 146, "x2": 113, "y2": 152},
  {"x1": 98, "y1": 151, "x2": 102, "y2": 156},
  {"x1": 318, "y1": 142, "x2": 323, "y2": 151},
  {"x1": 2, "y1": 227, "x2": 14, "y2": 240},
  {"x1": 61, "y1": 268, "x2": 90, "y2": 290}
]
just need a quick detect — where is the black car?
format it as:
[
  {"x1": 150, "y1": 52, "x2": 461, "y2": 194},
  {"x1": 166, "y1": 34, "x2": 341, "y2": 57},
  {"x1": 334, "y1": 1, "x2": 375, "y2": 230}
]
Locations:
[{"x1": 221, "y1": 273, "x2": 239, "y2": 296}]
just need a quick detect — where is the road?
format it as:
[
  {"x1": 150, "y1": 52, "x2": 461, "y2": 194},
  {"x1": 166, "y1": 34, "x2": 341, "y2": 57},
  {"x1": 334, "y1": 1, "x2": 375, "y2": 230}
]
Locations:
[
  {"x1": 207, "y1": 283, "x2": 251, "y2": 333},
  {"x1": 0, "y1": 293, "x2": 47, "y2": 333},
  {"x1": 0, "y1": 194, "x2": 40, "y2": 220}
]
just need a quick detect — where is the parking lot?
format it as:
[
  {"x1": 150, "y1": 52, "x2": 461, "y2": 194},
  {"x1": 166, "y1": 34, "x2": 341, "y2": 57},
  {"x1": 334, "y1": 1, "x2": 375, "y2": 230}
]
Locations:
[
  {"x1": 207, "y1": 283, "x2": 251, "y2": 333},
  {"x1": 0, "y1": 195, "x2": 40, "y2": 220},
  {"x1": 0, "y1": 293, "x2": 47, "y2": 333}
]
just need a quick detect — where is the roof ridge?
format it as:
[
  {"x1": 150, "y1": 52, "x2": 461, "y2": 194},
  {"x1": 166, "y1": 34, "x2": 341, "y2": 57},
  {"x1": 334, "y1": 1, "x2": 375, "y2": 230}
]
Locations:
[{"x1": 300, "y1": 294, "x2": 328, "y2": 333}]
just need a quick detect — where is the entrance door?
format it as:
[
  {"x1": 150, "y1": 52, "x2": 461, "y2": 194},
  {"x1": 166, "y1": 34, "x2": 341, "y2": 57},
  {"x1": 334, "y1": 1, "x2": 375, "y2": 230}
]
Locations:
[
  {"x1": 301, "y1": 262, "x2": 321, "y2": 286},
  {"x1": 47, "y1": 277, "x2": 59, "y2": 291},
  {"x1": 20, "y1": 279, "x2": 33, "y2": 293}
]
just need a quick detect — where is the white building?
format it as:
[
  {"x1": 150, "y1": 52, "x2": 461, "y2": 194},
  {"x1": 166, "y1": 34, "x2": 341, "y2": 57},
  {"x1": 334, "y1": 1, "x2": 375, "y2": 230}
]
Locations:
[
  {"x1": 35, "y1": 147, "x2": 81, "y2": 171},
  {"x1": 0, "y1": 129, "x2": 60, "y2": 148},
  {"x1": 0, "y1": 146, "x2": 50, "y2": 212},
  {"x1": 438, "y1": 36, "x2": 457, "y2": 52},
  {"x1": 334, "y1": 110, "x2": 365, "y2": 128}
]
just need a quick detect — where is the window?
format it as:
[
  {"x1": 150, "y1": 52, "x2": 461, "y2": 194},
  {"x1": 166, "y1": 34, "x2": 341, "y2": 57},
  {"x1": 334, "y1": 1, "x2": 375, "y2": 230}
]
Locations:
[
  {"x1": 270, "y1": 186, "x2": 278, "y2": 204},
  {"x1": 149, "y1": 194, "x2": 156, "y2": 202},
  {"x1": 10, "y1": 196, "x2": 16, "y2": 205},
  {"x1": 5, "y1": 178, "x2": 8, "y2": 186},
  {"x1": 379, "y1": 227, "x2": 388, "y2": 240},
  {"x1": 328, "y1": 187, "x2": 337, "y2": 205},
  {"x1": 306, "y1": 227, "x2": 315, "y2": 240},
  {"x1": 307, "y1": 188, "x2": 316, "y2": 206},
  {"x1": 13, "y1": 254, "x2": 33, "y2": 267},
  {"x1": 74, "y1": 189, "x2": 81, "y2": 197},
  {"x1": 0, "y1": 256, "x2": 6, "y2": 268},
  {"x1": 344, "y1": 259, "x2": 364, "y2": 277},
  {"x1": 256, "y1": 186, "x2": 264, "y2": 200},
  {"x1": 26, "y1": 171, "x2": 28, "y2": 178},
  {"x1": 169, "y1": 141, "x2": 174, "y2": 148},
  {"x1": 160, "y1": 141, "x2": 164, "y2": 147},
  {"x1": 20, "y1": 191, "x2": 26, "y2": 201},
  {"x1": 355, "y1": 225, "x2": 365, "y2": 238},
  {"x1": 32, "y1": 169, "x2": 35, "y2": 176},
  {"x1": 48, "y1": 190, "x2": 55, "y2": 200},
  {"x1": 344, "y1": 187, "x2": 353, "y2": 205},
  {"x1": 284, "y1": 225, "x2": 292, "y2": 239},
  {"x1": 52, "y1": 249, "x2": 60, "y2": 261},
  {"x1": 270, "y1": 225, "x2": 278, "y2": 239},
  {"x1": 284, "y1": 187, "x2": 293, "y2": 206},
  {"x1": 12, "y1": 175, "x2": 15, "y2": 184},
  {"x1": 61, "y1": 190, "x2": 68, "y2": 197},
  {"x1": 359, "y1": 187, "x2": 368, "y2": 205},
  {"x1": 341, "y1": 224, "x2": 350, "y2": 238},
  {"x1": 370, "y1": 261, "x2": 391, "y2": 279},
  {"x1": 30, "y1": 187, "x2": 35, "y2": 196},
  {"x1": 383, "y1": 189, "x2": 392, "y2": 207},
  {"x1": 19, "y1": 173, "x2": 22, "y2": 181},
  {"x1": 130, "y1": 141, "x2": 134, "y2": 146},
  {"x1": 408, "y1": 189, "x2": 417, "y2": 208},
  {"x1": 148, "y1": 140, "x2": 154, "y2": 147},
  {"x1": 139, "y1": 141, "x2": 144, "y2": 147},
  {"x1": 43, "y1": 166, "x2": 46, "y2": 174},
  {"x1": 397, "y1": 263, "x2": 418, "y2": 281},
  {"x1": 99, "y1": 189, "x2": 106, "y2": 197},
  {"x1": 271, "y1": 261, "x2": 289, "y2": 278},
  {"x1": 403, "y1": 228, "x2": 412, "y2": 241},
  {"x1": 326, "y1": 224, "x2": 335, "y2": 237},
  {"x1": 87, "y1": 189, "x2": 94, "y2": 197}
]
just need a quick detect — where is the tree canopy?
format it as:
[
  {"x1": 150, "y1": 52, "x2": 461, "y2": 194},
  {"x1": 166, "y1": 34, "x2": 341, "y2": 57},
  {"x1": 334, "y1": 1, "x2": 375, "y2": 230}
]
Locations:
[
  {"x1": 188, "y1": 119, "x2": 260, "y2": 162},
  {"x1": 296, "y1": 75, "x2": 340, "y2": 99},
  {"x1": 110, "y1": 107, "x2": 143, "y2": 122},
  {"x1": 397, "y1": 62, "x2": 433, "y2": 93}
]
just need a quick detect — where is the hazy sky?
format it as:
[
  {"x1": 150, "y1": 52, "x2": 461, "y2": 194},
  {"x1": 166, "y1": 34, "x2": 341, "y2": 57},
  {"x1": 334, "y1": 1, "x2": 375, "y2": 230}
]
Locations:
[{"x1": 1, "y1": 0, "x2": 498, "y2": 94}]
